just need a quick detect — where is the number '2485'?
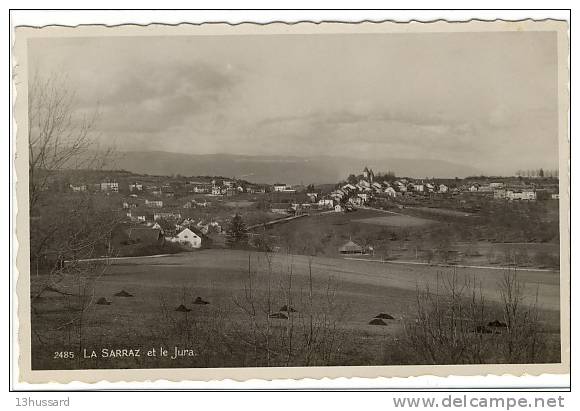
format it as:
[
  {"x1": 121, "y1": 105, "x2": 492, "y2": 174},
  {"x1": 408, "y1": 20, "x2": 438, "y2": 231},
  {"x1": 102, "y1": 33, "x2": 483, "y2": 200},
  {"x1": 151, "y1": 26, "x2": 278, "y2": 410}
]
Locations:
[{"x1": 53, "y1": 351, "x2": 74, "y2": 359}]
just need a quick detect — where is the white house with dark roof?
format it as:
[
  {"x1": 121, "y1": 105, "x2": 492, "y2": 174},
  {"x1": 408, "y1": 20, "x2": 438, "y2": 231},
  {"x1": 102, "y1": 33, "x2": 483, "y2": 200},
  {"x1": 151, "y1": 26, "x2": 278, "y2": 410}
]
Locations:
[{"x1": 174, "y1": 228, "x2": 202, "y2": 248}]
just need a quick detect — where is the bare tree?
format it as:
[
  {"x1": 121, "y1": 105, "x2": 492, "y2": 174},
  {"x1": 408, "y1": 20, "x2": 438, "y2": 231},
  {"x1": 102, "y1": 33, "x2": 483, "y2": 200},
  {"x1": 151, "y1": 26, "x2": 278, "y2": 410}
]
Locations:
[
  {"x1": 28, "y1": 73, "x2": 117, "y2": 265},
  {"x1": 404, "y1": 267, "x2": 547, "y2": 365},
  {"x1": 232, "y1": 251, "x2": 346, "y2": 367},
  {"x1": 28, "y1": 73, "x2": 111, "y2": 209},
  {"x1": 499, "y1": 268, "x2": 545, "y2": 363},
  {"x1": 28, "y1": 73, "x2": 119, "y2": 363}
]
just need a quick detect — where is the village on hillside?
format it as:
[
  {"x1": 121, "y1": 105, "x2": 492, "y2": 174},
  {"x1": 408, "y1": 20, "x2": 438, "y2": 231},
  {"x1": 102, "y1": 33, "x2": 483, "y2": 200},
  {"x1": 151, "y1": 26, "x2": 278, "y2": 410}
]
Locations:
[{"x1": 37, "y1": 165, "x2": 561, "y2": 265}]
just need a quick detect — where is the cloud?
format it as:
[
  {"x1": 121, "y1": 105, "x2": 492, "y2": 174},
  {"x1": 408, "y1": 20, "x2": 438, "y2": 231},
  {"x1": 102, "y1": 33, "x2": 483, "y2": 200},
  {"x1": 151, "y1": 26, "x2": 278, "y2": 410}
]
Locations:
[
  {"x1": 252, "y1": 107, "x2": 479, "y2": 154},
  {"x1": 78, "y1": 61, "x2": 241, "y2": 134},
  {"x1": 27, "y1": 31, "x2": 559, "y2": 175}
]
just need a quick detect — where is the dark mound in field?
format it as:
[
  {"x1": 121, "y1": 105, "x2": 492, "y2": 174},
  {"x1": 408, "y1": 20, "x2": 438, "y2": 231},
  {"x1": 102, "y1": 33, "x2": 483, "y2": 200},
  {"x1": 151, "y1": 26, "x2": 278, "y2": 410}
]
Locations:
[
  {"x1": 279, "y1": 305, "x2": 297, "y2": 313},
  {"x1": 269, "y1": 312, "x2": 288, "y2": 319},
  {"x1": 374, "y1": 313, "x2": 394, "y2": 320},
  {"x1": 193, "y1": 297, "x2": 209, "y2": 305},
  {"x1": 488, "y1": 320, "x2": 507, "y2": 328},
  {"x1": 175, "y1": 304, "x2": 192, "y2": 312},
  {"x1": 114, "y1": 290, "x2": 133, "y2": 297},
  {"x1": 369, "y1": 318, "x2": 388, "y2": 326},
  {"x1": 96, "y1": 297, "x2": 111, "y2": 305}
]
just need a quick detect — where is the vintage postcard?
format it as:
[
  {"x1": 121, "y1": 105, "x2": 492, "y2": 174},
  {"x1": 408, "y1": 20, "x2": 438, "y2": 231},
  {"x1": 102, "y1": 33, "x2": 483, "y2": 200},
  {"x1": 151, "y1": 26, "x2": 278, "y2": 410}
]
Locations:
[{"x1": 13, "y1": 19, "x2": 570, "y2": 384}]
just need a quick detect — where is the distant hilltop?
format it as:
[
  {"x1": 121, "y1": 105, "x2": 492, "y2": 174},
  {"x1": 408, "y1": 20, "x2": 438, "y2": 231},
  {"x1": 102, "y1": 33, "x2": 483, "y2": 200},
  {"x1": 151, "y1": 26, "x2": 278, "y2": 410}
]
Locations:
[{"x1": 108, "y1": 151, "x2": 482, "y2": 185}]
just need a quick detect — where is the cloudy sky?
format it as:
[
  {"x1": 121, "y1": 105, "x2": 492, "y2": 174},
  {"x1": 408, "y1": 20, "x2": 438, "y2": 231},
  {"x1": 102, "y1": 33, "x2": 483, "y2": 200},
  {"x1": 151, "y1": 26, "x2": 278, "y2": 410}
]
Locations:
[{"x1": 28, "y1": 30, "x2": 560, "y2": 175}]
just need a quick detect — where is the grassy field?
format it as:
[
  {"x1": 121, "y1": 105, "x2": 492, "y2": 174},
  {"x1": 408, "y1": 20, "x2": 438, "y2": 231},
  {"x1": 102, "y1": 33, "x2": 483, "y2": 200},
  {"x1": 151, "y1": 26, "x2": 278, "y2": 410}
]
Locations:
[
  {"x1": 353, "y1": 214, "x2": 435, "y2": 227},
  {"x1": 404, "y1": 206, "x2": 474, "y2": 217},
  {"x1": 30, "y1": 249, "x2": 561, "y2": 370},
  {"x1": 260, "y1": 208, "x2": 560, "y2": 269},
  {"x1": 224, "y1": 200, "x2": 256, "y2": 208}
]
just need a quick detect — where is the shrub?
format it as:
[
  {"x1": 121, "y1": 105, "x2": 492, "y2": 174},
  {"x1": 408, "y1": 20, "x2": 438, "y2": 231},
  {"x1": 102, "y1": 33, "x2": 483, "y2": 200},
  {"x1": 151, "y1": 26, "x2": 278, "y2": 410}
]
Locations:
[{"x1": 403, "y1": 267, "x2": 548, "y2": 364}]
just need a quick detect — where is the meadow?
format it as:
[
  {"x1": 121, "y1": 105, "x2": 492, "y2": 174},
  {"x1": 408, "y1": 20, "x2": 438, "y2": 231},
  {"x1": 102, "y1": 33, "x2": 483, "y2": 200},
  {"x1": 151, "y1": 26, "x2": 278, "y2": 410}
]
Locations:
[
  {"x1": 353, "y1": 214, "x2": 434, "y2": 227},
  {"x1": 261, "y1": 208, "x2": 560, "y2": 269},
  {"x1": 30, "y1": 249, "x2": 561, "y2": 370}
]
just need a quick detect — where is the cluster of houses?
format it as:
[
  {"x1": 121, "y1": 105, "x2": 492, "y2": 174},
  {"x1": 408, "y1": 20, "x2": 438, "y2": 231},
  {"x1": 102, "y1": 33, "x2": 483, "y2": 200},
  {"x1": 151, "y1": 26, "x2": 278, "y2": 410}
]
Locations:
[
  {"x1": 322, "y1": 167, "x2": 558, "y2": 209},
  {"x1": 68, "y1": 169, "x2": 561, "y2": 252},
  {"x1": 323, "y1": 167, "x2": 459, "y2": 208},
  {"x1": 316, "y1": 167, "x2": 452, "y2": 209},
  {"x1": 263, "y1": 166, "x2": 559, "y2": 217},
  {"x1": 69, "y1": 176, "x2": 268, "y2": 198},
  {"x1": 182, "y1": 179, "x2": 266, "y2": 197},
  {"x1": 69, "y1": 180, "x2": 119, "y2": 193},
  {"x1": 125, "y1": 215, "x2": 225, "y2": 250},
  {"x1": 465, "y1": 182, "x2": 559, "y2": 201},
  {"x1": 126, "y1": 225, "x2": 204, "y2": 249}
]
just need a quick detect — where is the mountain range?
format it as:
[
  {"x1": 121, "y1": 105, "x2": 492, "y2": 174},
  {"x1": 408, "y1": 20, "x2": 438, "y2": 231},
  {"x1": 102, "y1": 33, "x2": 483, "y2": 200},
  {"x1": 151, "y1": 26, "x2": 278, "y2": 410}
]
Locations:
[{"x1": 109, "y1": 151, "x2": 481, "y2": 185}]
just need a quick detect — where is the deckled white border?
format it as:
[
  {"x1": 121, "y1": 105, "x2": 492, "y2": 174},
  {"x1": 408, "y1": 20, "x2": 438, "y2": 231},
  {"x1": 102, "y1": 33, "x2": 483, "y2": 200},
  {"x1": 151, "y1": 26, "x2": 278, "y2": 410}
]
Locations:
[{"x1": 12, "y1": 17, "x2": 570, "y2": 386}]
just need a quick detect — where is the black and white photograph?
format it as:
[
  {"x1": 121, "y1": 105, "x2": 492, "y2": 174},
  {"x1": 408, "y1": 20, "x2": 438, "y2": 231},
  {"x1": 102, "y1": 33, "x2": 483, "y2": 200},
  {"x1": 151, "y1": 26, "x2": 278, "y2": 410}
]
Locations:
[{"x1": 13, "y1": 19, "x2": 570, "y2": 383}]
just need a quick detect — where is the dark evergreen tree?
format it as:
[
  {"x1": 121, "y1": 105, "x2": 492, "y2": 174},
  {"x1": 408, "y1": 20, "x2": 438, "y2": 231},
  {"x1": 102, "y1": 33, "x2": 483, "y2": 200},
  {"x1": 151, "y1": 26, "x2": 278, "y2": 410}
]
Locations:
[{"x1": 226, "y1": 213, "x2": 248, "y2": 248}]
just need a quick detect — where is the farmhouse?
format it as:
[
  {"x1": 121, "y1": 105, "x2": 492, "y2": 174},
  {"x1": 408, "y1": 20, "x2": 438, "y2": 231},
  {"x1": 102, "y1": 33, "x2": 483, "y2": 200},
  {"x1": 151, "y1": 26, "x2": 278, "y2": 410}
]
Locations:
[
  {"x1": 338, "y1": 240, "x2": 364, "y2": 255},
  {"x1": 129, "y1": 182, "x2": 143, "y2": 192},
  {"x1": 174, "y1": 228, "x2": 202, "y2": 248}
]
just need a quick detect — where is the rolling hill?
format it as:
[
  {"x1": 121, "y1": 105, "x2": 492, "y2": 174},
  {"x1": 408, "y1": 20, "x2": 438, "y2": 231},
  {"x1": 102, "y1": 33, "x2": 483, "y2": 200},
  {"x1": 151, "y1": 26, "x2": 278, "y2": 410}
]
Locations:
[{"x1": 109, "y1": 151, "x2": 481, "y2": 185}]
